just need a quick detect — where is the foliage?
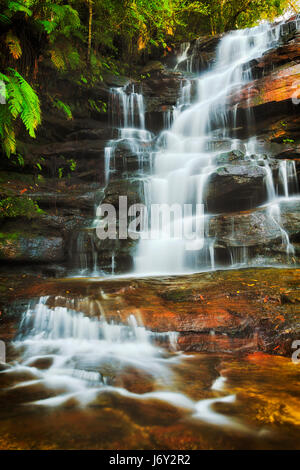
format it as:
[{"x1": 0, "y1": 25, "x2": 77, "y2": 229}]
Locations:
[
  {"x1": 0, "y1": 196, "x2": 44, "y2": 218},
  {"x1": 205, "y1": 0, "x2": 293, "y2": 34},
  {"x1": 0, "y1": 0, "x2": 298, "y2": 162},
  {"x1": 52, "y1": 99, "x2": 73, "y2": 120},
  {"x1": 0, "y1": 68, "x2": 41, "y2": 157}
]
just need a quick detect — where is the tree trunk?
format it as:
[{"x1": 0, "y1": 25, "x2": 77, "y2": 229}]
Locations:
[{"x1": 87, "y1": 0, "x2": 93, "y2": 63}]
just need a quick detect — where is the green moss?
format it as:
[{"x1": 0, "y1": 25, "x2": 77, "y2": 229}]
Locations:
[
  {"x1": 0, "y1": 197, "x2": 44, "y2": 219},
  {"x1": 0, "y1": 232, "x2": 20, "y2": 240}
]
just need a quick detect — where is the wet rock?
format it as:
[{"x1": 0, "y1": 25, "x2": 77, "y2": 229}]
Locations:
[
  {"x1": 250, "y1": 34, "x2": 300, "y2": 79},
  {"x1": 226, "y1": 24, "x2": 300, "y2": 140},
  {"x1": 26, "y1": 191, "x2": 95, "y2": 212},
  {"x1": 274, "y1": 146, "x2": 300, "y2": 160},
  {"x1": 4, "y1": 267, "x2": 299, "y2": 357},
  {"x1": 141, "y1": 69, "x2": 182, "y2": 132},
  {"x1": 102, "y1": 178, "x2": 145, "y2": 208},
  {"x1": 177, "y1": 333, "x2": 258, "y2": 354},
  {"x1": 205, "y1": 164, "x2": 267, "y2": 212},
  {"x1": 279, "y1": 199, "x2": 300, "y2": 241},
  {"x1": 234, "y1": 64, "x2": 300, "y2": 110},
  {"x1": 101, "y1": 71, "x2": 129, "y2": 87},
  {"x1": 215, "y1": 149, "x2": 245, "y2": 165},
  {"x1": 208, "y1": 208, "x2": 283, "y2": 247},
  {"x1": 66, "y1": 127, "x2": 112, "y2": 141},
  {"x1": 141, "y1": 61, "x2": 164, "y2": 74},
  {"x1": 0, "y1": 235, "x2": 64, "y2": 263},
  {"x1": 177, "y1": 35, "x2": 221, "y2": 73},
  {"x1": 27, "y1": 139, "x2": 108, "y2": 161}
]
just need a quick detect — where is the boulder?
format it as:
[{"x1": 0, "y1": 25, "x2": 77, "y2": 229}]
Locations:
[{"x1": 205, "y1": 164, "x2": 267, "y2": 212}]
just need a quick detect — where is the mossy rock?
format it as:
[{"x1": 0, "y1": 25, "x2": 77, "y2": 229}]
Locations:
[{"x1": 0, "y1": 197, "x2": 44, "y2": 219}]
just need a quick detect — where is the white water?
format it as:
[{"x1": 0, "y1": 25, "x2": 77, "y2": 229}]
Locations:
[
  {"x1": 74, "y1": 21, "x2": 299, "y2": 277},
  {"x1": 2, "y1": 297, "x2": 246, "y2": 429},
  {"x1": 132, "y1": 22, "x2": 299, "y2": 274},
  {"x1": 104, "y1": 84, "x2": 150, "y2": 182},
  {"x1": 7, "y1": 297, "x2": 179, "y2": 400}
]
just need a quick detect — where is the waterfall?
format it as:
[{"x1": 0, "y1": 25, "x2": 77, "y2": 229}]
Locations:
[
  {"x1": 110, "y1": 84, "x2": 145, "y2": 129},
  {"x1": 104, "y1": 147, "x2": 112, "y2": 185},
  {"x1": 278, "y1": 160, "x2": 299, "y2": 197},
  {"x1": 9, "y1": 296, "x2": 179, "y2": 406},
  {"x1": 72, "y1": 83, "x2": 150, "y2": 275},
  {"x1": 103, "y1": 83, "x2": 150, "y2": 180},
  {"x1": 134, "y1": 22, "x2": 299, "y2": 274},
  {"x1": 4, "y1": 297, "x2": 241, "y2": 425},
  {"x1": 175, "y1": 42, "x2": 190, "y2": 70}
]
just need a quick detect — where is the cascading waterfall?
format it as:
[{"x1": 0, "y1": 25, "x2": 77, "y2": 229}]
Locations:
[
  {"x1": 278, "y1": 160, "x2": 299, "y2": 197},
  {"x1": 6, "y1": 296, "x2": 180, "y2": 406},
  {"x1": 104, "y1": 84, "x2": 149, "y2": 186},
  {"x1": 134, "y1": 22, "x2": 299, "y2": 274},
  {"x1": 71, "y1": 21, "x2": 299, "y2": 277},
  {"x1": 72, "y1": 83, "x2": 150, "y2": 275},
  {"x1": 3, "y1": 296, "x2": 241, "y2": 427}
]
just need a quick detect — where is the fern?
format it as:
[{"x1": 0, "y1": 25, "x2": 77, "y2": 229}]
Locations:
[
  {"x1": 50, "y1": 42, "x2": 81, "y2": 71},
  {"x1": 53, "y1": 99, "x2": 73, "y2": 120},
  {"x1": 7, "y1": 1, "x2": 32, "y2": 16},
  {"x1": 0, "y1": 69, "x2": 41, "y2": 157},
  {"x1": 5, "y1": 31, "x2": 22, "y2": 59},
  {"x1": 50, "y1": 48, "x2": 66, "y2": 70}
]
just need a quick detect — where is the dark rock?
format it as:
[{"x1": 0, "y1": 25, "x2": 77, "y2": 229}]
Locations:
[
  {"x1": 177, "y1": 35, "x2": 221, "y2": 73},
  {"x1": 27, "y1": 139, "x2": 108, "y2": 160},
  {"x1": 0, "y1": 235, "x2": 64, "y2": 263},
  {"x1": 205, "y1": 164, "x2": 267, "y2": 212},
  {"x1": 101, "y1": 71, "x2": 129, "y2": 87},
  {"x1": 141, "y1": 61, "x2": 164, "y2": 74},
  {"x1": 274, "y1": 146, "x2": 300, "y2": 160},
  {"x1": 66, "y1": 127, "x2": 112, "y2": 141},
  {"x1": 26, "y1": 191, "x2": 95, "y2": 212},
  {"x1": 208, "y1": 208, "x2": 283, "y2": 247}
]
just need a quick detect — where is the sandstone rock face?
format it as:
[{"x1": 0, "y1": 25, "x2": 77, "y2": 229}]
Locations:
[
  {"x1": 280, "y1": 199, "x2": 300, "y2": 241},
  {"x1": 228, "y1": 22, "x2": 300, "y2": 146},
  {"x1": 3, "y1": 267, "x2": 299, "y2": 357},
  {"x1": 232, "y1": 64, "x2": 300, "y2": 110},
  {"x1": 0, "y1": 235, "x2": 64, "y2": 263},
  {"x1": 205, "y1": 164, "x2": 267, "y2": 212},
  {"x1": 208, "y1": 208, "x2": 283, "y2": 247}
]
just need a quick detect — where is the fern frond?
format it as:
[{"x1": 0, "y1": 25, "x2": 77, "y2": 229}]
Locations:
[
  {"x1": 5, "y1": 31, "x2": 22, "y2": 59},
  {"x1": 50, "y1": 48, "x2": 65, "y2": 70},
  {"x1": 38, "y1": 20, "x2": 58, "y2": 35},
  {"x1": 0, "y1": 69, "x2": 41, "y2": 157},
  {"x1": 7, "y1": 1, "x2": 32, "y2": 16},
  {"x1": 53, "y1": 99, "x2": 73, "y2": 120},
  {"x1": 3, "y1": 124, "x2": 16, "y2": 156},
  {"x1": 68, "y1": 49, "x2": 80, "y2": 70}
]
